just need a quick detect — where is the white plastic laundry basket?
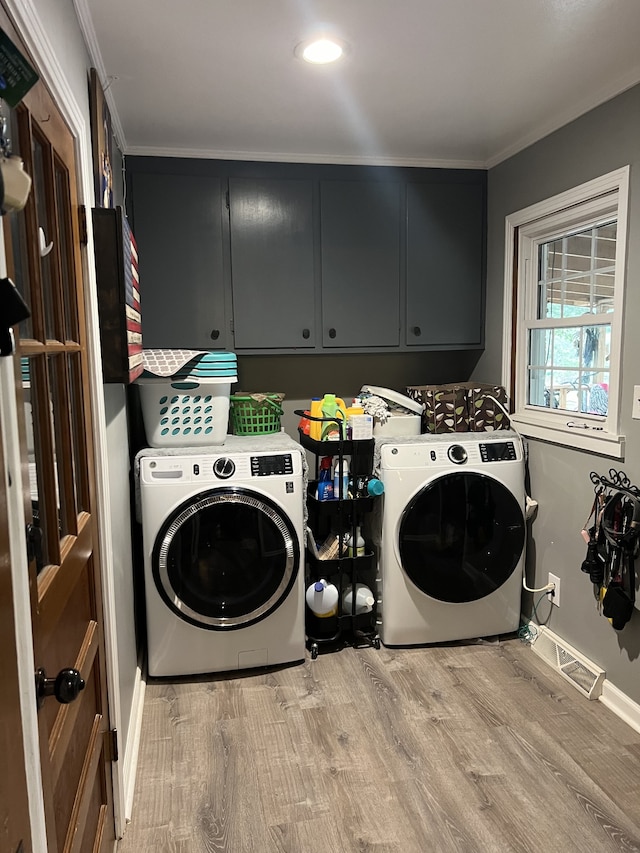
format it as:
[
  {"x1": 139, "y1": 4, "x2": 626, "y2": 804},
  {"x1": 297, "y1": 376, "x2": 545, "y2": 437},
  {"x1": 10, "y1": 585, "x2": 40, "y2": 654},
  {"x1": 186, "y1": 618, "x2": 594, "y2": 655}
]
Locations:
[{"x1": 137, "y1": 376, "x2": 235, "y2": 447}]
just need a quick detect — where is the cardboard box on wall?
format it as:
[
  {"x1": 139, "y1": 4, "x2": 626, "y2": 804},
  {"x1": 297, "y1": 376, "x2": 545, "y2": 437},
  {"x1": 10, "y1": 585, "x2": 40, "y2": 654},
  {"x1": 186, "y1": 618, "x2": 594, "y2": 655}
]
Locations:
[{"x1": 406, "y1": 383, "x2": 509, "y2": 433}]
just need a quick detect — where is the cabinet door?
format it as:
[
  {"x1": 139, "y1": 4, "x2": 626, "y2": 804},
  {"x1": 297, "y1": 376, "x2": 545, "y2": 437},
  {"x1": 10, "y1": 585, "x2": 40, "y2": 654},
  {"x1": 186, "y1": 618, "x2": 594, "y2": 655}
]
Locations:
[
  {"x1": 130, "y1": 172, "x2": 228, "y2": 349},
  {"x1": 229, "y1": 178, "x2": 316, "y2": 349},
  {"x1": 406, "y1": 181, "x2": 484, "y2": 347},
  {"x1": 320, "y1": 180, "x2": 400, "y2": 348}
]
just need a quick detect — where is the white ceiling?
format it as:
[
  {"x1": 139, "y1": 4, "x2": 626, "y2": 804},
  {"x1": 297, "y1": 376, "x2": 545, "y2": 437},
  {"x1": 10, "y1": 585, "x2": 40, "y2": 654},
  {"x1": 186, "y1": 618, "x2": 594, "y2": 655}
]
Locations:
[{"x1": 75, "y1": 0, "x2": 640, "y2": 169}]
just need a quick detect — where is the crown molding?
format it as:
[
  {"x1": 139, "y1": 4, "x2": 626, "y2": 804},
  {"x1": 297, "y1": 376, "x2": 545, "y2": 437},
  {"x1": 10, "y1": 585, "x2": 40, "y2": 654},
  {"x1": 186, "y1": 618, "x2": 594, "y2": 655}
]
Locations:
[
  {"x1": 122, "y1": 145, "x2": 486, "y2": 170},
  {"x1": 486, "y1": 70, "x2": 640, "y2": 169},
  {"x1": 72, "y1": 0, "x2": 127, "y2": 152}
]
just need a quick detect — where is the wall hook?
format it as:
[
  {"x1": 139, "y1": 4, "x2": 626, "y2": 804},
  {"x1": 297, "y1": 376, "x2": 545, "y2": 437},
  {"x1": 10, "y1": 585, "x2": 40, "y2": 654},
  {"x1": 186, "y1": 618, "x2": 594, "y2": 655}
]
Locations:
[{"x1": 38, "y1": 226, "x2": 53, "y2": 257}]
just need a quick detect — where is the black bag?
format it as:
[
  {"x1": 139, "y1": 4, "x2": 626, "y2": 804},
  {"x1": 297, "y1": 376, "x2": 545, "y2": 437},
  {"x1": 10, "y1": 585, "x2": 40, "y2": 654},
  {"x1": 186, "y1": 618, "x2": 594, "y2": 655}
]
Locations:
[{"x1": 602, "y1": 582, "x2": 635, "y2": 630}]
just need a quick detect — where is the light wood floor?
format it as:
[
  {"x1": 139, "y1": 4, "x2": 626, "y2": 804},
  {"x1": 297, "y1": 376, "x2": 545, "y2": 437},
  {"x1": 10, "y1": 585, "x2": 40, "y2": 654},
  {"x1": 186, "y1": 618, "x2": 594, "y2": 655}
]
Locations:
[{"x1": 117, "y1": 637, "x2": 640, "y2": 852}]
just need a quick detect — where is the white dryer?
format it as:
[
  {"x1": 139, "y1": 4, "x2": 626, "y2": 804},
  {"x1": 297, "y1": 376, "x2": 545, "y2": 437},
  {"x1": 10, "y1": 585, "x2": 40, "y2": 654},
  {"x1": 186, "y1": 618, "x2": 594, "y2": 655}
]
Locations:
[
  {"x1": 377, "y1": 431, "x2": 526, "y2": 646},
  {"x1": 139, "y1": 445, "x2": 305, "y2": 676}
]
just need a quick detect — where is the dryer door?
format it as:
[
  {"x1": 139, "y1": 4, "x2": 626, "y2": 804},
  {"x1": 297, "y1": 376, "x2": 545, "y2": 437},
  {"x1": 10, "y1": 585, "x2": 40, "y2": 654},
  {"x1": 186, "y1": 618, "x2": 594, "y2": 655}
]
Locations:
[
  {"x1": 398, "y1": 472, "x2": 524, "y2": 602},
  {"x1": 152, "y1": 487, "x2": 299, "y2": 629}
]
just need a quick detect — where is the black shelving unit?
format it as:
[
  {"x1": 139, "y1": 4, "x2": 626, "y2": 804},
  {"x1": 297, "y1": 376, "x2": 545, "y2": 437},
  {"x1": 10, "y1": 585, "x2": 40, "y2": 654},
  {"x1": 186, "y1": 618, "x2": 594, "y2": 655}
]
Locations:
[{"x1": 296, "y1": 416, "x2": 380, "y2": 658}]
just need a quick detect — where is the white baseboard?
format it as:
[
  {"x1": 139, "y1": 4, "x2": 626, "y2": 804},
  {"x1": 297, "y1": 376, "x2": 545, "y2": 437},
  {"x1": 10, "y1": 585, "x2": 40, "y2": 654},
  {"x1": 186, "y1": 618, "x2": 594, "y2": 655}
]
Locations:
[
  {"x1": 123, "y1": 665, "x2": 146, "y2": 822},
  {"x1": 523, "y1": 620, "x2": 640, "y2": 735},
  {"x1": 599, "y1": 679, "x2": 640, "y2": 736}
]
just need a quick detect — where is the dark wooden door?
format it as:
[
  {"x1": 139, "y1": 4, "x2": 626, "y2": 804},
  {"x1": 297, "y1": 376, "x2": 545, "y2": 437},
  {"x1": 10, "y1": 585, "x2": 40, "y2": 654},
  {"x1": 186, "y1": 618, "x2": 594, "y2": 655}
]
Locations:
[
  {"x1": 1, "y1": 8, "x2": 116, "y2": 851},
  {"x1": 0, "y1": 416, "x2": 32, "y2": 853}
]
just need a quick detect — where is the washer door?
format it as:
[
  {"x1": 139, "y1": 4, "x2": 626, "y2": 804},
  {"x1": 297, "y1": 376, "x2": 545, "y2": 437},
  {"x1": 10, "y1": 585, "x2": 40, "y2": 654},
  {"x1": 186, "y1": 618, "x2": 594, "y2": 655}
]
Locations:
[
  {"x1": 398, "y1": 472, "x2": 525, "y2": 603},
  {"x1": 152, "y1": 487, "x2": 299, "y2": 630}
]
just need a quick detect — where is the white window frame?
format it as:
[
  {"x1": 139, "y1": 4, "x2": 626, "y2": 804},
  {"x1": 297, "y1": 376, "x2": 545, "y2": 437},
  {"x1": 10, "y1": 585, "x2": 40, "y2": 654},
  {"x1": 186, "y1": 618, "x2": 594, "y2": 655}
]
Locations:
[{"x1": 502, "y1": 166, "x2": 629, "y2": 458}]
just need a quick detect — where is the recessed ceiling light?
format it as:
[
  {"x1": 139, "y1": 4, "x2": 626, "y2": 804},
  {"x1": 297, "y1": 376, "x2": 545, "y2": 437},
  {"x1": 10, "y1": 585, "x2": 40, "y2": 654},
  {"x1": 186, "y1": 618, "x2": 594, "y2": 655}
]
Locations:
[{"x1": 296, "y1": 37, "x2": 346, "y2": 64}]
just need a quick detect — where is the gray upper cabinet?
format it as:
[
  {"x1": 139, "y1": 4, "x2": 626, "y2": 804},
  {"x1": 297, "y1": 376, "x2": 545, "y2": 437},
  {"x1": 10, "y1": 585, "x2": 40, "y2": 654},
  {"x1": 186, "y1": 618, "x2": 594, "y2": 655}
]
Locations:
[
  {"x1": 406, "y1": 181, "x2": 484, "y2": 348},
  {"x1": 130, "y1": 172, "x2": 228, "y2": 350},
  {"x1": 229, "y1": 178, "x2": 316, "y2": 349},
  {"x1": 320, "y1": 180, "x2": 400, "y2": 348},
  {"x1": 127, "y1": 159, "x2": 486, "y2": 355}
]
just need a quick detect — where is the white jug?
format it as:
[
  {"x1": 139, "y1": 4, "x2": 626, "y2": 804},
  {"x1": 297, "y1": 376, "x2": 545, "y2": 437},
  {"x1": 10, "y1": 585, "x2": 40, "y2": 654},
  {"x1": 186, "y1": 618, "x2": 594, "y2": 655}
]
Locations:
[
  {"x1": 306, "y1": 579, "x2": 339, "y2": 617},
  {"x1": 342, "y1": 583, "x2": 375, "y2": 615}
]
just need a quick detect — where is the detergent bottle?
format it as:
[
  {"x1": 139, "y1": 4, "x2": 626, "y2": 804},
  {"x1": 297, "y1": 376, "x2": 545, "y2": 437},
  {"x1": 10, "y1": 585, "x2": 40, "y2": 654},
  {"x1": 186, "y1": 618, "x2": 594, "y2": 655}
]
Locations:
[
  {"x1": 366, "y1": 478, "x2": 385, "y2": 497},
  {"x1": 297, "y1": 410, "x2": 311, "y2": 435},
  {"x1": 345, "y1": 403, "x2": 365, "y2": 439},
  {"x1": 333, "y1": 456, "x2": 350, "y2": 499},
  {"x1": 342, "y1": 583, "x2": 375, "y2": 615},
  {"x1": 305, "y1": 579, "x2": 339, "y2": 617},
  {"x1": 320, "y1": 393, "x2": 348, "y2": 440},
  {"x1": 344, "y1": 525, "x2": 366, "y2": 557},
  {"x1": 309, "y1": 397, "x2": 323, "y2": 441}
]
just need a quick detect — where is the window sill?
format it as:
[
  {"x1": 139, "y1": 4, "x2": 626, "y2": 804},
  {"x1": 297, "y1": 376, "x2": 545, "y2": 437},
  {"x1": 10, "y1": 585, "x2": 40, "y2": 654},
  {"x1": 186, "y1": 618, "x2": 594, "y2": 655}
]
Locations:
[{"x1": 509, "y1": 414, "x2": 625, "y2": 459}]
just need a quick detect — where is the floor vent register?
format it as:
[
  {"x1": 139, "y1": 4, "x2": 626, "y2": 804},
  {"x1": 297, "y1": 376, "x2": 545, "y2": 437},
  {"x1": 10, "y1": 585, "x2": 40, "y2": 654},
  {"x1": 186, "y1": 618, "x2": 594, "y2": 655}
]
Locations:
[{"x1": 531, "y1": 626, "x2": 605, "y2": 700}]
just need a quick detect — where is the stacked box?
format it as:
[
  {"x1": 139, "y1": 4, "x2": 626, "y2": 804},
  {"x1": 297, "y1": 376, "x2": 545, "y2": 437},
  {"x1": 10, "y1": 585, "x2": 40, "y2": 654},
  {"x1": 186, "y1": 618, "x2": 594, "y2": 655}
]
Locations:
[{"x1": 406, "y1": 383, "x2": 509, "y2": 433}]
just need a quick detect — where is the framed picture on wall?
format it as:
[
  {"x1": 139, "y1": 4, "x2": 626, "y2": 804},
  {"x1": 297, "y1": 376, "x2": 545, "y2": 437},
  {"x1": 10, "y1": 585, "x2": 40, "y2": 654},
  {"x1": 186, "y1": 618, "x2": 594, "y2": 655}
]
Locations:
[{"x1": 88, "y1": 67, "x2": 113, "y2": 208}]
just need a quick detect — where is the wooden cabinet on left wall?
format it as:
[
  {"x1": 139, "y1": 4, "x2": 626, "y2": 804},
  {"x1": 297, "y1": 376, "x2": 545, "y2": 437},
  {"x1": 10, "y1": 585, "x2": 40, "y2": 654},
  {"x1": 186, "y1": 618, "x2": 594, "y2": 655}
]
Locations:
[{"x1": 129, "y1": 171, "x2": 230, "y2": 350}]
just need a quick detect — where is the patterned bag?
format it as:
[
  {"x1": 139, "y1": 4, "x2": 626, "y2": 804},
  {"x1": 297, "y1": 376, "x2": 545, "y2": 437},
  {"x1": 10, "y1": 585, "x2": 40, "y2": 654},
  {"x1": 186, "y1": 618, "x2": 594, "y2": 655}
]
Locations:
[{"x1": 406, "y1": 383, "x2": 509, "y2": 434}]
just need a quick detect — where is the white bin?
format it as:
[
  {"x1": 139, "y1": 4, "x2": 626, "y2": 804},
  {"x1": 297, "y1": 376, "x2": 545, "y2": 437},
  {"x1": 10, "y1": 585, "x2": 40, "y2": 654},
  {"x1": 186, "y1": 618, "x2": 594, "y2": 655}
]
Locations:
[
  {"x1": 137, "y1": 375, "x2": 235, "y2": 447},
  {"x1": 373, "y1": 412, "x2": 422, "y2": 436}
]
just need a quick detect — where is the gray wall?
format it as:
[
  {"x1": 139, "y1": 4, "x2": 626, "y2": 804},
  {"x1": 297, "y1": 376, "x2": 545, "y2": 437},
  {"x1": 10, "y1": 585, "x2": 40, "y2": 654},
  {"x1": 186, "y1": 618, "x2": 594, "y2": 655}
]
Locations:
[
  {"x1": 238, "y1": 350, "x2": 483, "y2": 438},
  {"x1": 476, "y1": 83, "x2": 640, "y2": 702}
]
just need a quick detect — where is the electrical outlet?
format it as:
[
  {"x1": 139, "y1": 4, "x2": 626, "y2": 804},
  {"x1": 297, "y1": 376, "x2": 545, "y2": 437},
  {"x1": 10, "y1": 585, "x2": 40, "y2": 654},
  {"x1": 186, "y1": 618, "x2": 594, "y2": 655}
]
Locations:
[
  {"x1": 547, "y1": 572, "x2": 560, "y2": 607},
  {"x1": 633, "y1": 386, "x2": 640, "y2": 420}
]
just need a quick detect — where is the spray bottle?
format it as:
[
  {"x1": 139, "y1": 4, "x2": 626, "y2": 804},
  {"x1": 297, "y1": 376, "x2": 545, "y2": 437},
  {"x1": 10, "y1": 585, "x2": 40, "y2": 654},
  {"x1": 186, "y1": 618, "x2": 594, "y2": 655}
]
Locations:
[{"x1": 316, "y1": 456, "x2": 334, "y2": 501}]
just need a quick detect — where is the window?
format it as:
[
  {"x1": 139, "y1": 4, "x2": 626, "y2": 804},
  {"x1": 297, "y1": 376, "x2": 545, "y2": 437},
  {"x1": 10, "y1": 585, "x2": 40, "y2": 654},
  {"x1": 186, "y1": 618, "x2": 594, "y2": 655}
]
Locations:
[{"x1": 503, "y1": 167, "x2": 629, "y2": 457}]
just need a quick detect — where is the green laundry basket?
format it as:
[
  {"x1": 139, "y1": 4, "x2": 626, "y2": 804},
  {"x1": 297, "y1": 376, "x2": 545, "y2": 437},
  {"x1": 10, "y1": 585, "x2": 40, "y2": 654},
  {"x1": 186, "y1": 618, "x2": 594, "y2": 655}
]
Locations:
[{"x1": 229, "y1": 393, "x2": 285, "y2": 435}]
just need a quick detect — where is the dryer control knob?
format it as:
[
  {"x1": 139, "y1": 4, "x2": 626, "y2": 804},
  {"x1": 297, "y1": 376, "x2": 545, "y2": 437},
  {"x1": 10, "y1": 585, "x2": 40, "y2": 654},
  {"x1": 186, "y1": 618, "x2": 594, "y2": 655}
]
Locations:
[
  {"x1": 448, "y1": 444, "x2": 468, "y2": 465},
  {"x1": 213, "y1": 457, "x2": 235, "y2": 479}
]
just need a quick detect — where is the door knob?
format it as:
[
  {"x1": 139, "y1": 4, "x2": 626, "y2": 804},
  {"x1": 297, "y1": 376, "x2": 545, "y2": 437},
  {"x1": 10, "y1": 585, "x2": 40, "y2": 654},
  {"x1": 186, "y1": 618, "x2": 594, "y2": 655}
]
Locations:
[
  {"x1": 25, "y1": 522, "x2": 43, "y2": 571},
  {"x1": 413, "y1": 326, "x2": 421, "y2": 337},
  {"x1": 35, "y1": 667, "x2": 85, "y2": 709}
]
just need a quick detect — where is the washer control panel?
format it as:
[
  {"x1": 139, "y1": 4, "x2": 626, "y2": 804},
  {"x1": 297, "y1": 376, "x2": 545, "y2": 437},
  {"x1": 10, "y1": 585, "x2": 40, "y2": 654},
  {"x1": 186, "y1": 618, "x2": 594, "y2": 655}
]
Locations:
[
  {"x1": 142, "y1": 451, "x2": 301, "y2": 483},
  {"x1": 251, "y1": 454, "x2": 293, "y2": 476},
  {"x1": 479, "y1": 441, "x2": 517, "y2": 462},
  {"x1": 379, "y1": 433, "x2": 522, "y2": 471}
]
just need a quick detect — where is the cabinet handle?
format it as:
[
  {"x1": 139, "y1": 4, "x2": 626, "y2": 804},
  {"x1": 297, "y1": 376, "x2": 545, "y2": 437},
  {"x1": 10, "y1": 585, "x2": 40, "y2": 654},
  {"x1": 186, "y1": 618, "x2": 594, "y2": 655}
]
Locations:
[
  {"x1": 328, "y1": 328, "x2": 337, "y2": 339},
  {"x1": 302, "y1": 328, "x2": 310, "y2": 339},
  {"x1": 413, "y1": 326, "x2": 421, "y2": 337},
  {"x1": 210, "y1": 329, "x2": 220, "y2": 340}
]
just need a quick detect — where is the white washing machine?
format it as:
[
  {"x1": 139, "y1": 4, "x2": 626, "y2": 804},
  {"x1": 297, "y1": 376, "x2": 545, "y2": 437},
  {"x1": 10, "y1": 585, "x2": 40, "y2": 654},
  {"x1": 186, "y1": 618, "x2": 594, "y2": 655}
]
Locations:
[
  {"x1": 377, "y1": 431, "x2": 526, "y2": 646},
  {"x1": 139, "y1": 446, "x2": 305, "y2": 676}
]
